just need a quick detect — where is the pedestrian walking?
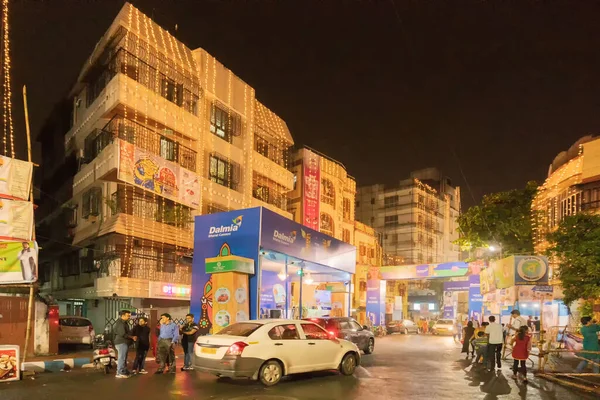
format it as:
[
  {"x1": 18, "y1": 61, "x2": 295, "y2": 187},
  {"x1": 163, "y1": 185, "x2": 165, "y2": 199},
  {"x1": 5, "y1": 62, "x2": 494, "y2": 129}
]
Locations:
[
  {"x1": 507, "y1": 310, "x2": 528, "y2": 337},
  {"x1": 180, "y1": 313, "x2": 199, "y2": 371},
  {"x1": 156, "y1": 313, "x2": 180, "y2": 374},
  {"x1": 131, "y1": 317, "x2": 150, "y2": 374},
  {"x1": 113, "y1": 310, "x2": 137, "y2": 379},
  {"x1": 511, "y1": 326, "x2": 531, "y2": 383},
  {"x1": 485, "y1": 316, "x2": 503, "y2": 371},
  {"x1": 472, "y1": 331, "x2": 489, "y2": 366},
  {"x1": 575, "y1": 317, "x2": 600, "y2": 374},
  {"x1": 461, "y1": 321, "x2": 475, "y2": 358}
]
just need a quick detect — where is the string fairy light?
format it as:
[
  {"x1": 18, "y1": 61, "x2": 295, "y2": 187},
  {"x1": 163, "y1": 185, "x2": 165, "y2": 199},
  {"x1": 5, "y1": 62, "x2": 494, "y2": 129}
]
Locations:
[{"x1": 1, "y1": 0, "x2": 14, "y2": 157}]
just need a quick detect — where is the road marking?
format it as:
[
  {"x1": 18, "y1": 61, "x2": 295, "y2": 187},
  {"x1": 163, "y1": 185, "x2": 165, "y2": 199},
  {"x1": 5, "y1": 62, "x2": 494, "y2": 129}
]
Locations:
[{"x1": 357, "y1": 365, "x2": 372, "y2": 377}]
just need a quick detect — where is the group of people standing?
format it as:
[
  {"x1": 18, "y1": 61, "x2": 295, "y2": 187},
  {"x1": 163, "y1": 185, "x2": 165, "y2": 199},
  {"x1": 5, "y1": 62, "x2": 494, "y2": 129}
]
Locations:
[
  {"x1": 112, "y1": 310, "x2": 200, "y2": 378},
  {"x1": 460, "y1": 310, "x2": 532, "y2": 382}
]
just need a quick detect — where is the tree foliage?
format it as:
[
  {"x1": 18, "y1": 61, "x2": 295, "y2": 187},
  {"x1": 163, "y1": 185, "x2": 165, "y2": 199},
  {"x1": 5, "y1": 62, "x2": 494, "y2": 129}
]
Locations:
[
  {"x1": 547, "y1": 213, "x2": 600, "y2": 305},
  {"x1": 456, "y1": 181, "x2": 538, "y2": 256}
]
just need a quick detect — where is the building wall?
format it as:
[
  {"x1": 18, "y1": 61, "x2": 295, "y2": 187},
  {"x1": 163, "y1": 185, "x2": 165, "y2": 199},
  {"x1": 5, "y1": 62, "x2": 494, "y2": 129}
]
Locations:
[
  {"x1": 356, "y1": 169, "x2": 460, "y2": 264},
  {"x1": 39, "y1": 3, "x2": 295, "y2": 305},
  {"x1": 533, "y1": 136, "x2": 600, "y2": 260}
]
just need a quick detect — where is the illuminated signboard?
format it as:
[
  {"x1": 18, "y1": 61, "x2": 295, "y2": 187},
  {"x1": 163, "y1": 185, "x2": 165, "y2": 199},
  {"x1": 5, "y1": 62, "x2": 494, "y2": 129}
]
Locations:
[{"x1": 148, "y1": 281, "x2": 192, "y2": 299}]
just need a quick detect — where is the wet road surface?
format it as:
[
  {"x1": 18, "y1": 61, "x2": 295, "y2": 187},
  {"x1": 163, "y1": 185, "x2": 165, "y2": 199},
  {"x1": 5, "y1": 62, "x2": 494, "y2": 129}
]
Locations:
[{"x1": 3, "y1": 333, "x2": 594, "y2": 399}]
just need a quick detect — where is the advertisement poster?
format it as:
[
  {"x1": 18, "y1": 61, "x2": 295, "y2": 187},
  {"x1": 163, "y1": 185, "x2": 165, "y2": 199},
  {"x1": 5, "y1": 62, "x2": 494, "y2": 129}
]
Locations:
[
  {"x1": 514, "y1": 256, "x2": 549, "y2": 286},
  {"x1": 366, "y1": 267, "x2": 385, "y2": 326},
  {"x1": 302, "y1": 148, "x2": 320, "y2": 230},
  {"x1": 118, "y1": 139, "x2": 200, "y2": 209},
  {"x1": 468, "y1": 275, "x2": 483, "y2": 321},
  {"x1": 379, "y1": 262, "x2": 470, "y2": 280},
  {"x1": 0, "y1": 199, "x2": 34, "y2": 241},
  {"x1": 0, "y1": 156, "x2": 33, "y2": 201},
  {"x1": 0, "y1": 241, "x2": 37, "y2": 284},
  {"x1": 0, "y1": 345, "x2": 19, "y2": 382},
  {"x1": 480, "y1": 267, "x2": 496, "y2": 294},
  {"x1": 260, "y1": 208, "x2": 356, "y2": 274},
  {"x1": 443, "y1": 280, "x2": 470, "y2": 292},
  {"x1": 491, "y1": 256, "x2": 515, "y2": 289},
  {"x1": 191, "y1": 208, "x2": 262, "y2": 323},
  {"x1": 442, "y1": 305, "x2": 455, "y2": 319},
  {"x1": 259, "y1": 270, "x2": 287, "y2": 316},
  {"x1": 516, "y1": 285, "x2": 553, "y2": 301}
]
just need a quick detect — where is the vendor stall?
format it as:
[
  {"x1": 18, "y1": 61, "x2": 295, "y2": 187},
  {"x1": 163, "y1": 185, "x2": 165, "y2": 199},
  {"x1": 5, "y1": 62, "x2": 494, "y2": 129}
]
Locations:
[{"x1": 190, "y1": 207, "x2": 356, "y2": 334}]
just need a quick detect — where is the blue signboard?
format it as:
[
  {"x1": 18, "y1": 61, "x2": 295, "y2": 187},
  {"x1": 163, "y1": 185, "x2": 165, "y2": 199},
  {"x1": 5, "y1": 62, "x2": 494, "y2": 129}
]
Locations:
[
  {"x1": 190, "y1": 208, "x2": 262, "y2": 327},
  {"x1": 260, "y1": 208, "x2": 356, "y2": 274},
  {"x1": 366, "y1": 278, "x2": 385, "y2": 326},
  {"x1": 468, "y1": 275, "x2": 483, "y2": 321},
  {"x1": 443, "y1": 281, "x2": 470, "y2": 292}
]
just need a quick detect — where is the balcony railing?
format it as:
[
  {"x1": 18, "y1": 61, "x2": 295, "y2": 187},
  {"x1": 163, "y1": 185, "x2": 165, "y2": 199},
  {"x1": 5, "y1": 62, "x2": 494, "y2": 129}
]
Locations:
[
  {"x1": 253, "y1": 186, "x2": 288, "y2": 210},
  {"x1": 581, "y1": 200, "x2": 600, "y2": 211},
  {"x1": 254, "y1": 134, "x2": 290, "y2": 168},
  {"x1": 110, "y1": 187, "x2": 193, "y2": 231},
  {"x1": 84, "y1": 115, "x2": 197, "y2": 171}
]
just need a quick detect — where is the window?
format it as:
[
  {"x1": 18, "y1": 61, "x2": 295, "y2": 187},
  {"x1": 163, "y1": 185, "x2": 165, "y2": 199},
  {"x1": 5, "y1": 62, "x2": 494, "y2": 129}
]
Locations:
[
  {"x1": 216, "y1": 323, "x2": 262, "y2": 337},
  {"x1": 320, "y1": 213, "x2": 334, "y2": 236},
  {"x1": 339, "y1": 321, "x2": 351, "y2": 330},
  {"x1": 413, "y1": 303, "x2": 421, "y2": 311},
  {"x1": 160, "y1": 137, "x2": 176, "y2": 162},
  {"x1": 82, "y1": 187, "x2": 102, "y2": 218},
  {"x1": 59, "y1": 252, "x2": 79, "y2": 277},
  {"x1": 161, "y1": 78, "x2": 183, "y2": 106},
  {"x1": 359, "y1": 244, "x2": 367, "y2": 256},
  {"x1": 209, "y1": 154, "x2": 239, "y2": 190},
  {"x1": 158, "y1": 251, "x2": 177, "y2": 274},
  {"x1": 355, "y1": 200, "x2": 360, "y2": 208},
  {"x1": 300, "y1": 323, "x2": 329, "y2": 340},
  {"x1": 321, "y1": 179, "x2": 335, "y2": 207},
  {"x1": 210, "y1": 104, "x2": 241, "y2": 143},
  {"x1": 384, "y1": 195, "x2": 399, "y2": 208},
  {"x1": 368, "y1": 248, "x2": 375, "y2": 258},
  {"x1": 268, "y1": 324, "x2": 300, "y2": 340},
  {"x1": 293, "y1": 174, "x2": 297, "y2": 190},
  {"x1": 80, "y1": 247, "x2": 95, "y2": 273},
  {"x1": 350, "y1": 321, "x2": 362, "y2": 331},
  {"x1": 428, "y1": 303, "x2": 435, "y2": 311},
  {"x1": 342, "y1": 229, "x2": 351, "y2": 243},
  {"x1": 253, "y1": 186, "x2": 270, "y2": 203},
  {"x1": 384, "y1": 215, "x2": 398, "y2": 226},
  {"x1": 343, "y1": 198, "x2": 351, "y2": 221}
]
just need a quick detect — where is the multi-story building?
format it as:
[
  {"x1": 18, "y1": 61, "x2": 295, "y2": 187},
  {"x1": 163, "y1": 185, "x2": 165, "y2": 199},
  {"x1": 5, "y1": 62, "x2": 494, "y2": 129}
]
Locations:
[
  {"x1": 287, "y1": 147, "x2": 381, "y2": 323},
  {"x1": 356, "y1": 168, "x2": 461, "y2": 265},
  {"x1": 37, "y1": 3, "x2": 294, "y2": 329},
  {"x1": 532, "y1": 136, "x2": 600, "y2": 257}
]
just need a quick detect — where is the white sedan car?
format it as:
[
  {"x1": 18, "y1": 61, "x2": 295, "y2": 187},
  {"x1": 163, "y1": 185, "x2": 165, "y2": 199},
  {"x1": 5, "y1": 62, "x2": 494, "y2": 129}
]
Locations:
[{"x1": 194, "y1": 319, "x2": 361, "y2": 386}]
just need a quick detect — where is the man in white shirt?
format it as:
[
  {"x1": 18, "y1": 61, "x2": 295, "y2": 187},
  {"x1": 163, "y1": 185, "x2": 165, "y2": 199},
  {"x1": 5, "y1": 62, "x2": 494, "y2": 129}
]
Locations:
[
  {"x1": 507, "y1": 309, "x2": 528, "y2": 337},
  {"x1": 485, "y1": 316, "x2": 504, "y2": 371}
]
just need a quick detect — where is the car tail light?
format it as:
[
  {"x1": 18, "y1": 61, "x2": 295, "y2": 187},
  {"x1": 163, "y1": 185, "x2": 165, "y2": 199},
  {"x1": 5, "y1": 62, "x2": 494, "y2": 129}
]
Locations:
[
  {"x1": 225, "y1": 342, "x2": 248, "y2": 356},
  {"x1": 99, "y1": 349, "x2": 109, "y2": 355}
]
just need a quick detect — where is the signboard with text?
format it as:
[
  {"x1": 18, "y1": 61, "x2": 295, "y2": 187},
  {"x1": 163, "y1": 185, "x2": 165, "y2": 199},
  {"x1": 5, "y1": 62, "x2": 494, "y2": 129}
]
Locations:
[
  {"x1": 0, "y1": 155, "x2": 32, "y2": 201},
  {"x1": 0, "y1": 241, "x2": 37, "y2": 284},
  {"x1": 302, "y1": 148, "x2": 320, "y2": 230}
]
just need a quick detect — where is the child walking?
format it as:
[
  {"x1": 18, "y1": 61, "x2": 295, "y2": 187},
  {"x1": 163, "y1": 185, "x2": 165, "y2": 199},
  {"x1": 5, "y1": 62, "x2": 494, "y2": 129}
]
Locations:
[{"x1": 511, "y1": 325, "x2": 531, "y2": 383}]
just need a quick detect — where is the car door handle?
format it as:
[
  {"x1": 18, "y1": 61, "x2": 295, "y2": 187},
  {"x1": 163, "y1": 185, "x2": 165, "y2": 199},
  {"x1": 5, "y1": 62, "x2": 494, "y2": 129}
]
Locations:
[
  {"x1": 274, "y1": 343, "x2": 283, "y2": 346},
  {"x1": 308, "y1": 342, "x2": 316, "y2": 345}
]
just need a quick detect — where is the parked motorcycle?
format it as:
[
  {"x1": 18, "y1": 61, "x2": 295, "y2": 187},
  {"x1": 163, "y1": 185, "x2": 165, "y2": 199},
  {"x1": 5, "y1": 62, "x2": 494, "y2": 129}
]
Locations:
[{"x1": 92, "y1": 333, "x2": 117, "y2": 374}]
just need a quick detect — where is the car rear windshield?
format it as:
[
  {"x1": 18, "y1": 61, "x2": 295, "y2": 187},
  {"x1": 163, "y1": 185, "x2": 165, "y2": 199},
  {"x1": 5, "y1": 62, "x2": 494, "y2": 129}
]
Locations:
[
  {"x1": 437, "y1": 320, "x2": 453, "y2": 325},
  {"x1": 59, "y1": 318, "x2": 91, "y2": 327},
  {"x1": 215, "y1": 323, "x2": 261, "y2": 337}
]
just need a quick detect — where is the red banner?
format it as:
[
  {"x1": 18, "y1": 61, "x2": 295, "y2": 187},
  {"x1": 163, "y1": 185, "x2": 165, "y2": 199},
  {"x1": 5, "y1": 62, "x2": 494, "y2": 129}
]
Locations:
[{"x1": 302, "y1": 149, "x2": 321, "y2": 230}]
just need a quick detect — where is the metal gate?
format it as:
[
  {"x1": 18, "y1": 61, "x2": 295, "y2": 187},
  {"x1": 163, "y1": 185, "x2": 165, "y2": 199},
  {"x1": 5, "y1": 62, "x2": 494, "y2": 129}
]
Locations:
[{"x1": 104, "y1": 297, "x2": 145, "y2": 340}]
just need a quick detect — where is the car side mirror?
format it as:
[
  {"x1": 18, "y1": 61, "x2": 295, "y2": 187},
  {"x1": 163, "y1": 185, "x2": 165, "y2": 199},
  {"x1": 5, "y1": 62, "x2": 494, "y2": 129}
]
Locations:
[{"x1": 362, "y1": 325, "x2": 369, "y2": 331}]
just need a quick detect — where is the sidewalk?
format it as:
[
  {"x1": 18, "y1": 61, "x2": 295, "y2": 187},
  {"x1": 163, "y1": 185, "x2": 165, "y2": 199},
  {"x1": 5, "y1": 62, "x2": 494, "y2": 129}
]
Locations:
[{"x1": 22, "y1": 346, "x2": 185, "y2": 373}]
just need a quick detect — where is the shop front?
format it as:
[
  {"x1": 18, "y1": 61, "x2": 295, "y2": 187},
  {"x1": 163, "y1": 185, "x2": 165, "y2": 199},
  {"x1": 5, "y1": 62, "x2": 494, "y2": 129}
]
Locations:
[
  {"x1": 480, "y1": 255, "x2": 568, "y2": 329},
  {"x1": 190, "y1": 207, "x2": 356, "y2": 334}
]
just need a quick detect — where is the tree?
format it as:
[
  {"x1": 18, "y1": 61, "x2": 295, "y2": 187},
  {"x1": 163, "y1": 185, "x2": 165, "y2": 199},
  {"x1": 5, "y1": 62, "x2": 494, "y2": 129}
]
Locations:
[
  {"x1": 456, "y1": 181, "x2": 538, "y2": 257},
  {"x1": 546, "y1": 214, "x2": 600, "y2": 305}
]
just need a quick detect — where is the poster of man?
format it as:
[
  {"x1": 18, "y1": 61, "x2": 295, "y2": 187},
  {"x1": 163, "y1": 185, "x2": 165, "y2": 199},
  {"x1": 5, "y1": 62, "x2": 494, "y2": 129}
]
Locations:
[{"x1": 0, "y1": 240, "x2": 38, "y2": 284}]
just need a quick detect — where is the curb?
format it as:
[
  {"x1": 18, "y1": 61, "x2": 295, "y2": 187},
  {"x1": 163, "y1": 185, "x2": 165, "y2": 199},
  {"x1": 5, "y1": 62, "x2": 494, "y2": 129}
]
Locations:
[{"x1": 21, "y1": 356, "x2": 181, "y2": 373}]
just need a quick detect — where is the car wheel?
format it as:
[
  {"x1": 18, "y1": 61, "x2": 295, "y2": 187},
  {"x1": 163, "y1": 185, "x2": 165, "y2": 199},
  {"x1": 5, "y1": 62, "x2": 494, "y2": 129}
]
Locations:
[
  {"x1": 364, "y1": 338, "x2": 374, "y2": 354},
  {"x1": 340, "y1": 353, "x2": 357, "y2": 376},
  {"x1": 259, "y1": 360, "x2": 283, "y2": 386}
]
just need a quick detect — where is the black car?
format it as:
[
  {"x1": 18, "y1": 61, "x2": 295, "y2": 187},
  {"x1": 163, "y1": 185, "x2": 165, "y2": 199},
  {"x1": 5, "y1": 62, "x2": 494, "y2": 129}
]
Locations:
[{"x1": 303, "y1": 317, "x2": 375, "y2": 354}]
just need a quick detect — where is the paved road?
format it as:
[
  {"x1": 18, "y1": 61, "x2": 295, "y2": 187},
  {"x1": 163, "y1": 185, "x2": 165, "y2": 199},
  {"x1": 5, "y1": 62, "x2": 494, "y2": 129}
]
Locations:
[{"x1": 2, "y1": 334, "x2": 593, "y2": 400}]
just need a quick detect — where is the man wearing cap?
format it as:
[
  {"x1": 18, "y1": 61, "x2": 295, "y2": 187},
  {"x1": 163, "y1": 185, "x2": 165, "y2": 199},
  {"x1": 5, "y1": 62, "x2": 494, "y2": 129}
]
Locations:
[{"x1": 156, "y1": 313, "x2": 180, "y2": 374}]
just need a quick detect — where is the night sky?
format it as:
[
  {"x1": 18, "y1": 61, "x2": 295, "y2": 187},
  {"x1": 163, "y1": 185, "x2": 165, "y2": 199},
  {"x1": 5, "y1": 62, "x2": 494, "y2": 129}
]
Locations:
[{"x1": 10, "y1": 0, "x2": 600, "y2": 207}]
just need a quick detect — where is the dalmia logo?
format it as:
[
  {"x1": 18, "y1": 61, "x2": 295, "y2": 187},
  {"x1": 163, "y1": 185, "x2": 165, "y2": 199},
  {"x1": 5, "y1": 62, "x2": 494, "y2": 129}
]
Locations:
[
  {"x1": 273, "y1": 230, "x2": 297, "y2": 244},
  {"x1": 208, "y1": 215, "x2": 243, "y2": 236}
]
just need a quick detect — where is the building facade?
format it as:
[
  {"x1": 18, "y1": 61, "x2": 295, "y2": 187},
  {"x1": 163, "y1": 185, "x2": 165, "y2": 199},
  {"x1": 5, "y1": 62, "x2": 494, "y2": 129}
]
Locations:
[
  {"x1": 532, "y1": 136, "x2": 600, "y2": 258},
  {"x1": 37, "y1": 3, "x2": 294, "y2": 329},
  {"x1": 287, "y1": 147, "x2": 381, "y2": 323},
  {"x1": 356, "y1": 168, "x2": 461, "y2": 265}
]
